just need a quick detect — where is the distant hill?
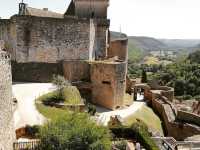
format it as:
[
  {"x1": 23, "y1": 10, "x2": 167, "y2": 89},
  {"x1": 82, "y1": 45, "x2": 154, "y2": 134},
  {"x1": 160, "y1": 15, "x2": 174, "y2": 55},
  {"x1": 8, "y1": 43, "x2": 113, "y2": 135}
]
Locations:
[
  {"x1": 159, "y1": 39, "x2": 200, "y2": 50},
  {"x1": 128, "y1": 36, "x2": 200, "y2": 62},
  {"x1": 128, "y1": 36, "x2": 167, "y2": 51},
  {"x1": 128, "y1": 36, "x2": 168, "y2": 62}
]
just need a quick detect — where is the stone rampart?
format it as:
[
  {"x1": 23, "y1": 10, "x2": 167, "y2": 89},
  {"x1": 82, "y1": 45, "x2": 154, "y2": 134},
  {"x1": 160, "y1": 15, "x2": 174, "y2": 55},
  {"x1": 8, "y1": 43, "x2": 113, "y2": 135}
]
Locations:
[
  {"x1": 152, "y1": 98, "x2": 200, "y2": 140},
  {"x1": 177, "y1": 110, "x2": 200, "y2": 127}
]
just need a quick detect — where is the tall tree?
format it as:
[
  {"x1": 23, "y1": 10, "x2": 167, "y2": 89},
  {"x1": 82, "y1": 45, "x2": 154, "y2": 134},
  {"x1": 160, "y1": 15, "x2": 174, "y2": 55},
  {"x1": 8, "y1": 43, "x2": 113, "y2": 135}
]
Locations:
[{"x1": 141, "y1": 69, "x2": 147, "y2": 83}]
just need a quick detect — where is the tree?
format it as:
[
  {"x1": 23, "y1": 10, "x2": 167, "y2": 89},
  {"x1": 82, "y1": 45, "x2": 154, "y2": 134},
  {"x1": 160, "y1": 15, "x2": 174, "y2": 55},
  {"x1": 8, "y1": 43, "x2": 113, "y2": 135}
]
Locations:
[
  {"x1": 38, "y1": 113, "x2": 111, "y2": 150},
  {"x1": 141, "y1": 69, "x2": 147, "y2": 83},
  {"x1": 174, "y1": 79, "x2": 185, "y2": 96},
  {"x1": 52, "y1": 75, "x2": 71, "y2": 97}
]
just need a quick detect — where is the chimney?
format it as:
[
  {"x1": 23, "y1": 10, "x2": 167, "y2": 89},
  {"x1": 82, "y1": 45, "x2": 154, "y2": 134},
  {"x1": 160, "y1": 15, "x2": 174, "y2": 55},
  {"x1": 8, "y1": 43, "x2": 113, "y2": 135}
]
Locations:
[{"x1": 43, "y1": 8, "x2": 48, "y2": 11}]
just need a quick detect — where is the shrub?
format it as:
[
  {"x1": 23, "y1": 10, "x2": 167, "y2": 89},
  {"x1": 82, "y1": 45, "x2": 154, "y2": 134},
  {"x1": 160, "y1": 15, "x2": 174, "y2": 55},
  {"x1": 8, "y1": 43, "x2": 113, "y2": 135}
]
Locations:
[
  {"x1": 114, "y1": 140, "x2": 127, "y2": 150},
  {"x1": 110, "y1": 121, "x2": 159, "y2": 150},
  {"x1": 38, "y1": 113, "x2": 112, "y2": 150},
  {"x1": 25, "y1": 125, "x2": 40, "y2": 138},
  {"x1": 131, "y1": 121, "x2": 159, "y2": 150},
  {"x1": 87, "y1": 103, "x2": 96, "y2": 116},
  {"x1": 111, "y1": 121, "x2": 159, "y2": 150}
]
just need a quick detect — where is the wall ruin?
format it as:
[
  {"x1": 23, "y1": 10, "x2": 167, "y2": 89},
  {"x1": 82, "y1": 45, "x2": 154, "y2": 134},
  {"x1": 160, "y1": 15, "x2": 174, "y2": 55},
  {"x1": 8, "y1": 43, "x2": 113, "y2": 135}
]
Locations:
[
  {"x1": 108, "y1": 39, "x2": 128, "y2": 61},
  {"x1": 90, "y1": 61, "x2": 127, "y2": 109}
]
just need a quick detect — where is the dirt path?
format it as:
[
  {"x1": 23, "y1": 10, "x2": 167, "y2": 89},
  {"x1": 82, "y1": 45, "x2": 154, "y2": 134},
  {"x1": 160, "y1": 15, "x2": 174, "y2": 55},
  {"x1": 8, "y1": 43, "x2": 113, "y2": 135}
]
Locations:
[
  {"x1": 13, "y1": 83, "x2": 56, "y2": 129},
  {"x1": 97, "y1": 102, "x2": 145, "y2": 126}
]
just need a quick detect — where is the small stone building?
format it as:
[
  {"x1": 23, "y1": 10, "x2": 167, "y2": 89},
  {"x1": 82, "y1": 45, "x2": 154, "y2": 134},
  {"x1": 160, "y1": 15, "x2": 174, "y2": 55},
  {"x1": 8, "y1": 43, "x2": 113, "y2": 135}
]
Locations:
[
  {"x1": 0, "y1": 0, "x2": 128, "y2": 110},
  {"x1": 0, "y1": 47, "x2": 15, "y2": 150}
]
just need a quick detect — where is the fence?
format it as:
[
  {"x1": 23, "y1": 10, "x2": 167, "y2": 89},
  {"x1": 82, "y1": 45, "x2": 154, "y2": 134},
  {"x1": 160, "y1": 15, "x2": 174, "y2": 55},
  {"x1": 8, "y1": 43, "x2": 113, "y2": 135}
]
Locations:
[{"x1": 13, "y1": 140, "x2": 40, "y2": 150}]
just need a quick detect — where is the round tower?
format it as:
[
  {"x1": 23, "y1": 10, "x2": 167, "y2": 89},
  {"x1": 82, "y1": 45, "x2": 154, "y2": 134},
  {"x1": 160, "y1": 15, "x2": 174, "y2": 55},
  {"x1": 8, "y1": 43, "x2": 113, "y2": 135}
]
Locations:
[{"x1": 0, "y1": 50, "x2": 15, "y2": 150}]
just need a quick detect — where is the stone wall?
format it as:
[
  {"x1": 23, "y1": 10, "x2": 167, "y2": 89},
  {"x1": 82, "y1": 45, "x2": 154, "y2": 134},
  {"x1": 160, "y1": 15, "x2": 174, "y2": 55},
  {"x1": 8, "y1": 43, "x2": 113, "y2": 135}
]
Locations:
[
  {"x1": 152, "y1": 98, "x2": 200, "y2": 141},
  {"x1": 63, "y1": 60, "x2": 90, "y2": 82},
  {"x1": 90, "y1": 61, "x2": 127, "y2": 110},
  {"x1": 108, "y1": 39, "x2": 128, "y2": 61},
  {"x1": 12, "y1": 61, "x2": 63, "y2": 82},
  {"x1": 177, "y1": 110, "x2": 200, "y2": 127},
  {"x1": 0, "y1": 19, "x2": 17, "y2": 59},
  {"x1": 0, "y1": 16, "x2": 109, "y2": 63},
  {"x1": 0, "y1": 51, "x2": 15, "y2": 150},
  {"x1": 140, "y1": 83, "x2": 200, "y2": 140}
]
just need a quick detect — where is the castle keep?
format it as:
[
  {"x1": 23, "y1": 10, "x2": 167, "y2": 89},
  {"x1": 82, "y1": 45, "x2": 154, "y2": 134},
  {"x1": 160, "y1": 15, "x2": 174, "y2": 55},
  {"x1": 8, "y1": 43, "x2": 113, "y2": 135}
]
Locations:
[
  {"x1": 0, "y1": 0, "x2": 128, "y2": 110},
  {"x1": 0, "y1": 45, "x2": 15, "y2": 150}
]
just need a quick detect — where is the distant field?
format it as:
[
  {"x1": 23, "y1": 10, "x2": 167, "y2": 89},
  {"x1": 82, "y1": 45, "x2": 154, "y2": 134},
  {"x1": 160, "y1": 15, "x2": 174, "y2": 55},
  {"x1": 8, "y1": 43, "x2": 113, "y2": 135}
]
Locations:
[{"x1": 143, "y1": 56, "x2": 159, "y2": 65}]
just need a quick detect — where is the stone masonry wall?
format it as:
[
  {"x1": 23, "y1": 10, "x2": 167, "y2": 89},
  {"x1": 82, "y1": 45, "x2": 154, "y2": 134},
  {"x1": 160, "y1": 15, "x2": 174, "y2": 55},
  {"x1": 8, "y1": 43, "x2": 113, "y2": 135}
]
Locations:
[
  {"x1": 63, "y1": 60, "x2": 90, "y2": 82},
  {"x1": 152, "y1": 99, "x2": 200, "y2": 140},
  {"x1": 12, "y1": 61, "x2": 63, "y2": 82},
  {"x1": 0, "y1": 51, "x2": 15, "y2": 150},
  {"x1": 90, "y1": 61, "x2": 126, "y2": 110},
  {"x1": 0, "y1": 16, "x2": 109, "y2": 63},
  {"x1": 108, "y1": 39, "x2": 128, "y2": 61},
  {"x1": 14, "y1": 15, "x2": 91, "y2": 62},
  {"x1": 0, "y1": 19, "x2": 17, "y2": 59}
]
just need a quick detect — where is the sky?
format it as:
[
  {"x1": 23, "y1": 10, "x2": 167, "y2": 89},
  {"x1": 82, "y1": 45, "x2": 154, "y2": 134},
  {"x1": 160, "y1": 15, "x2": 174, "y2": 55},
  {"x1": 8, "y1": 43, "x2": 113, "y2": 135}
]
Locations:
[{"x1": 1, "y1": 0, "x2": 200, "y2": 39}]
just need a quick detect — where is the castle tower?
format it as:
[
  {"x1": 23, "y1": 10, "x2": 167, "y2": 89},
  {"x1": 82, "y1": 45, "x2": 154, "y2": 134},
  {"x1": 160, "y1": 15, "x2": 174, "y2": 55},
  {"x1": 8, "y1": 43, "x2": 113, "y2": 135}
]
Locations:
[
  {"x1": 65, "y1": 0, "x2": 109, "y2": 18},
  {"x1": 0, "y1": 50, "x2": 15, "y2": 150}
]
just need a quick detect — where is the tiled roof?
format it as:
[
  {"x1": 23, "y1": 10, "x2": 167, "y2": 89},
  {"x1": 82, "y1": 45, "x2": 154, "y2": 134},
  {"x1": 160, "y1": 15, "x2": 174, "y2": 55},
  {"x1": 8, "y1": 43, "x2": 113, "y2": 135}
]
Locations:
[{"x1": 26, "y1": 7, "x2": 63, "y2": 18}]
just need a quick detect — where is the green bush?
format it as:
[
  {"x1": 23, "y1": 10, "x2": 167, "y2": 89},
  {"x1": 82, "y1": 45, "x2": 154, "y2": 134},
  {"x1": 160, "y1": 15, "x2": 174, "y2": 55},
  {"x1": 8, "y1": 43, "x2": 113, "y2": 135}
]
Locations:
[
  {"x1": 25, "y1": 125, "x2": 40, "y2": 138},
  {"x1": 131, "y1": 121, "x2": 159, "y2": 150},
  {"x1": 38, "y1": 113, "x2": 112, "y2": 150},
  {"x1": 87, "y1": 103, "x2": 96, "y2": 116},
  {"x1": 110, "y1": 121, "x2": 159, "y2": 150},
  {"x1": 114, "y1": 140, "x2": 127, "y2": 150}
]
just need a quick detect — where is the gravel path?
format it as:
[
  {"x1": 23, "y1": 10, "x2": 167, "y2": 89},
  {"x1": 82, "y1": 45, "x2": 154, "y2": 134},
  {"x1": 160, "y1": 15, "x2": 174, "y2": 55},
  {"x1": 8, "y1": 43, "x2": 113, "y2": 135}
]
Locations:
[
  {"x1": 13, "y1": 83, "x2": 56, "y2": 129},
  {"x1": 97, "y1": 101, "x2": 145, "y2": 126}
]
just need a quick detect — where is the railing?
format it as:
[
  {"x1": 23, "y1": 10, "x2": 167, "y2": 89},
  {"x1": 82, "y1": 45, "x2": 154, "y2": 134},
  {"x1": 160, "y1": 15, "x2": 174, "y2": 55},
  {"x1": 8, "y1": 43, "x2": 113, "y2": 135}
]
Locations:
[
  {"x1": 13, "y1": 140, "x2": 40, "y2": 150},
  {"x1": 152, "y1": 137, "x2": 177, "y2": 150}
]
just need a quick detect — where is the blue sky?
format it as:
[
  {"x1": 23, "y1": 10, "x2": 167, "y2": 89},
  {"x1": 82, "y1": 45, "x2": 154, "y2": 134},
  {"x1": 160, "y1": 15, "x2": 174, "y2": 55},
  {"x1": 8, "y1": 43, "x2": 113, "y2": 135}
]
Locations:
[{"x1": 1, "y1": 0, "x2": 200, "y2": 39}]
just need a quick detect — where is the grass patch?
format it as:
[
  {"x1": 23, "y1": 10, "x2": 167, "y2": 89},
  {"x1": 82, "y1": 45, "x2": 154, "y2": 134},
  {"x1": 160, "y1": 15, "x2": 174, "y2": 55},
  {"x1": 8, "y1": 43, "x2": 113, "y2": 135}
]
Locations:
[
  {"x1": 124, "y1": 105, "x2": 163, "y2": 135},
  {"x1": 36, "y1": 86, "x2": 82, "y2": 120},
  {"x1": 37, "y1": 86, "x2": 82, "y2": 105},
  {"x1": 36, "y1": 103, "x2": 69, "y2": 120}
]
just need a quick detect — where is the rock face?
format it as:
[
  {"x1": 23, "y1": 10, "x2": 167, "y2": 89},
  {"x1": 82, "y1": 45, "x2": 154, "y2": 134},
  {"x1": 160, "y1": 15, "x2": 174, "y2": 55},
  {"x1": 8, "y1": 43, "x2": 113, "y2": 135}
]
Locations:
[{"x1": 0, "y1": 50, "x2": 15, "y2": 150}]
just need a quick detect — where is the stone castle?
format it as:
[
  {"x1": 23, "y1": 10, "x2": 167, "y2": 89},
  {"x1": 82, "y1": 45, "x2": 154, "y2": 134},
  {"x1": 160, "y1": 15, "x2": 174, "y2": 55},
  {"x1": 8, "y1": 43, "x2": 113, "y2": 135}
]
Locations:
[{"x1": 0, "y1": 0, "x2": 128, "y2": 110}]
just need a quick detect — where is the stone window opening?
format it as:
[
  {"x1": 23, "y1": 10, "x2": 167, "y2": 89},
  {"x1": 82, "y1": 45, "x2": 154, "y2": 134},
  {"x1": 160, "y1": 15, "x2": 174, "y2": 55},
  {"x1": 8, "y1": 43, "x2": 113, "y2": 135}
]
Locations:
[
  {"x1": 102, "y1": 81, "x2": 111, "y2": 85},
  {"x1": 24, "y1": 28, "x2": 31, "y2": 46},
  {"x1": 91, "y1": 11, "x2": 95, "y2": 18}
]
